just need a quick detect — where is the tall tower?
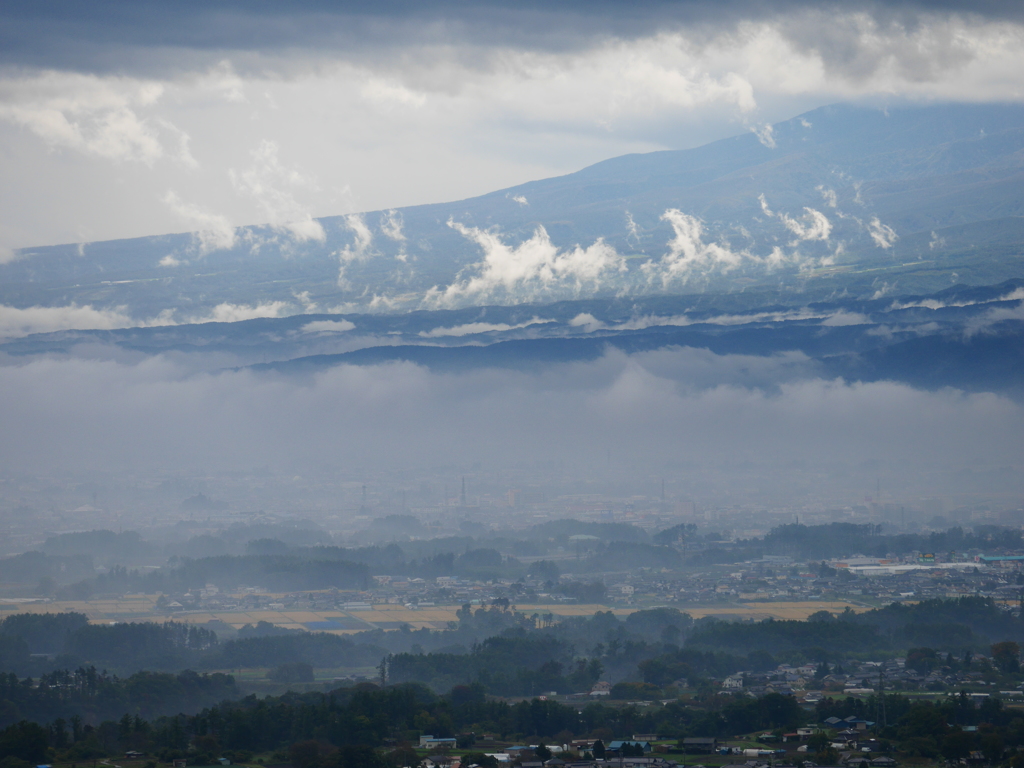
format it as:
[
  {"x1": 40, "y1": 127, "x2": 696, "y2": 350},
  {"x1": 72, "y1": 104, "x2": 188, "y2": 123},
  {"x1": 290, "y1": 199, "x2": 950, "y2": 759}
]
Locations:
[{"x1": 460, "y1": 476, "x2": 467, "y2": 507}]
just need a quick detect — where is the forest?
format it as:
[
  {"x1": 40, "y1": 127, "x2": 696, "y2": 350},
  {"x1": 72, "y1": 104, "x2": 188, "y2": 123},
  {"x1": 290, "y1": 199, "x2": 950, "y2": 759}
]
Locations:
[{"x1": 3, "y1": 680, "x2": 1024, "y2": 767}]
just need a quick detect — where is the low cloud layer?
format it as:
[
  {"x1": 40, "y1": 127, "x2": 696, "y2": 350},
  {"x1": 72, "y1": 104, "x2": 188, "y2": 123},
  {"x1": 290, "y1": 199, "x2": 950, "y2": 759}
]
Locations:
[
  {"x1": 0, "y1": 347, "x2": 1020, "y2": 478},
  {"x1": 0, "y1": 300, "x2": 297, "y2": 339}
]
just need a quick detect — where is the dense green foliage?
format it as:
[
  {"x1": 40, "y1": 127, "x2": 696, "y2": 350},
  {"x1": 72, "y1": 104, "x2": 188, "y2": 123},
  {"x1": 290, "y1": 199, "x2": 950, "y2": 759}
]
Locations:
[
  {"x1": 0, "y1": 667, "x2": 237, "y2": 727},
  {"x1": 683, "y1": 598, "x2": 1022, "y2": 662},
  {"x1": 12, "y1": 680, "x2": 1024, "y2": 766}
]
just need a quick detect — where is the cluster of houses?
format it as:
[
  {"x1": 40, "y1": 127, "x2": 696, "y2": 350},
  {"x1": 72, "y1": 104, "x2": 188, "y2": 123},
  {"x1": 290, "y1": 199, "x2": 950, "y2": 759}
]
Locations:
[
  {"x1": 715, "y1": 655, "x2": 1014, "y2": 699},
  {"x1": 416, "y1": 726, "x2": 902, "y2": 768}
]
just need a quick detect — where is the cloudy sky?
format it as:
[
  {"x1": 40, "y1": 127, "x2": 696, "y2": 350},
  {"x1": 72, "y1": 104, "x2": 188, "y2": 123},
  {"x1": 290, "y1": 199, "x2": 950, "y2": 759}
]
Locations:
[
  {"x1": 3, "y1": 0, "x2": 1024, "y2": 257},
  {"x1": 2, "y1": 1, "x2": 1024, "y2": 488}
]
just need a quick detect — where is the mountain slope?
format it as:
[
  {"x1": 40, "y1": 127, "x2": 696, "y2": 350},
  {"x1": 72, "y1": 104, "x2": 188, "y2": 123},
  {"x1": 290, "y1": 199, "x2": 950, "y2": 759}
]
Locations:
[{"x1": 3, "y1": 102, "x2": 1024, "y2": 328}]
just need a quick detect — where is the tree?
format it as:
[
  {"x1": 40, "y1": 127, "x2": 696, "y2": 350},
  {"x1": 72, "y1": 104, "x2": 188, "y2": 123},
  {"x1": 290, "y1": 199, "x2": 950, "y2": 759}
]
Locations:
[
  {"x1": 941, "y1": 730, "x2": 975, "y2": 762},
  {"x1": 592, "y1": 740, "x2": 605, "y2": 759},
  {"x1": 906, "y1": 648, "x2": 939, "y2": 674},
  {"x1": 981, "y1": 734, "x2": 1004, "y2": 765},
  {"x1": 0, "y1": 721, "x2": 49, "y2": 764},
  {"x1": 290, "y1": 741, "x2": 324, "y2": 768},
  {"x1": 807, "y1": 733, "x2": 829, "y2": 753},
  {"x1": 991, "y1": 642, "x2": 1020, "y2": 674},
  {"x1": 814, "y1": 746, "x2": 839, "y2": 765}
]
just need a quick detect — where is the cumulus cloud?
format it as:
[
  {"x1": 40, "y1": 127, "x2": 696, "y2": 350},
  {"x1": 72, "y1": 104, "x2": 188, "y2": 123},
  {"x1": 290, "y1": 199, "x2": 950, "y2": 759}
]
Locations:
[
  {"x1": 868, "y1": 216, "x2": 898, "y2": 248},
  {"x1": 759, "y1": 194, "x2": 832, "y2": 243},
  {"x1": 229, "y1": 140, "x2": 326, "y2": 243},
  {"x1": 569, "y1": 313, "x2": 607, "y2": 332},
  {"x1": 642, "y1": 209, "x2": 746, "y2": 286},
  {"x1": 751, "y1": 122, "x2": 776, "y2": 148},
  {"x1": 424, "y1": 220, "x2": 626, "y2": 307},
  {"x1": 336, "y1": 213, "x2": 376, "y2": 287},
  {"x1": 163, "y1": 190, "x2": 237, "y2": 255},
  {"x1": 624, "y1": 212, "x2": 641, "y2": 245},
  {"x1": 641, "y1": 205, "x2": 835, "y2": 287},
  {"x1": 380, "y1": 209, "x2": 406, "y2": 243},
  {"x1": 379, "y1": 209, "x2": 409, "y2": 262}
]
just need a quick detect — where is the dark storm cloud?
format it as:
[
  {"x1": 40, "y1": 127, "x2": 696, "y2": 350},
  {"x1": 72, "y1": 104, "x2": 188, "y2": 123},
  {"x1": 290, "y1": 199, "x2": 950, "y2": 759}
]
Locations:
[{"x1": 3, "y1": 0, "x2": 1023, "y2": 74}]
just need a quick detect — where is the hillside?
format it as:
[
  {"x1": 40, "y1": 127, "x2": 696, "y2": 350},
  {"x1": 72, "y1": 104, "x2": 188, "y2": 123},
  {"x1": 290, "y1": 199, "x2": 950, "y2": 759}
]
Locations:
[{"x1": 4, "y1": 102, "x2": 1024, "y2": 325}]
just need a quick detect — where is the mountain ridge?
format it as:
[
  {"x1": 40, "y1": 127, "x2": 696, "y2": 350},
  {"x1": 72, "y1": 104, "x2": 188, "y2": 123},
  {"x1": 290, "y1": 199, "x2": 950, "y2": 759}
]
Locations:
[{"x1": 3, "y1": 101, "x2": 1024, "y2": 328}]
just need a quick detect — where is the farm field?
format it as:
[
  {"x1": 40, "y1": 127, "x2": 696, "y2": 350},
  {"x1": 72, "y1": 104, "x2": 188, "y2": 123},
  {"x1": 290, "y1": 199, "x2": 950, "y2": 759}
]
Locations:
[{"x1": 0, "y1": 596, "x2": 870, "y2": 632}]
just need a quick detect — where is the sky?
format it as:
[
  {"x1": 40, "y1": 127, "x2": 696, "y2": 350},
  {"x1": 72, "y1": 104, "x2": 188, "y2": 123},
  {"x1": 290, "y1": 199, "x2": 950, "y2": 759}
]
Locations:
[{"x1": 3, "y1": 0, "x2": 1024, "y2": 257}]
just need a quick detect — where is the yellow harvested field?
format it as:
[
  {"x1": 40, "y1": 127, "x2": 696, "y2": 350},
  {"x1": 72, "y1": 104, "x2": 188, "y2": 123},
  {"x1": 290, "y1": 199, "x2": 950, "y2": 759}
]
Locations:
[
  {"x1": 684, "y1": 602, "x2": 869, "y2": 620},
  {"x1": 3, "y1": 597, "x2": 869, "y2": 629},
  {"x1": 516, "y1": 604, "x2": 633, "y2": 616}
]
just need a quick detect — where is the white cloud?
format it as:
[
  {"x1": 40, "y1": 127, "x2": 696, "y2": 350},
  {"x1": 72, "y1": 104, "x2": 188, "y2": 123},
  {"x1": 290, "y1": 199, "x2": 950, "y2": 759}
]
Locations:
[
  {"x1": 871, "y1": 281, "x2": 896, "y2": 300},
  {"x1": 759, "y1": 194, "x2": 832, "y2": 242},
  {"x1": 419, "y1": 317, "x2": 550, "y2": 337},
  {"x1": 624, "y1": 211, "x2": 641, "y2": 245},
  {"x1": 868, "y1": 216, "x2": 898, "y2": 248},
  {"x1": 965, "y1": 290, "x2": 1024, "y2": 335},
  {"x1": 570, "y1": 306, "x2": 838, "y2": 333},
  {"x1": 229, "y1": 140, "x2": 326, "y2": 243},
  {"x1": 302, "y1": 319, "x2": 356, "y2": 333},
  {"x1": 336, "y1": 213, "x2": 376, "y2": 287},
  {"x1": 0, "y1": 303, "x2": 186, "y2": 338},
  {"x1": 642, "y1": 209, "x2": 746, "y2": 286},
  {"x1": 821, "y1": 310, "x2": 872, "y2": 326},
  {"x1": 0, "y1": 71, "x2": 173, "y2": 165},
  {"x1": 379, "y1": 209, "x2": 408, "y2": 262},
  {"x1": 163, "y1": 190, "x2": 237, "y2": 254},
  {"x1": 816, "y1": 186, "x2": 837, "y2": 208},
  {"x1": 887, "y1": 288, "x2": 1024, "y2": 312},
  {"x1": 0, "y1": 303, "x2": 137, "y2": 338},
  {"x1": 751, "y1": 122, "x2": 776, "y2": 148},
  {"x1": 189, "y1": 301, "x2": 291, "y2": 324},
  {"x1": 293, "y1": 290, "x2": 318, "y2": 312},
  {"x1": 425, "y1": 220, "x2": 626, "y2": 307},
  {"x1": 569, "y1": 313, "x2": 606, "y2": 332},
  {"x1": 379, "y1": 209, "x2": 406, "y2": 243}
]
